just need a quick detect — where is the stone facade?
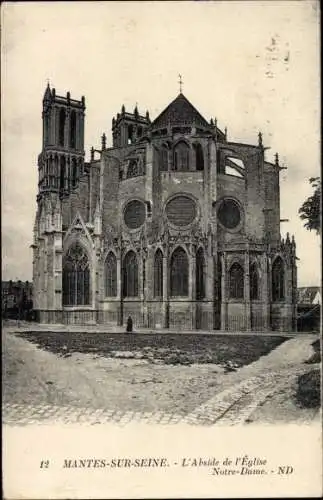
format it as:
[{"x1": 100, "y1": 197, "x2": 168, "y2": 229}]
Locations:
[{"x1": 32, "y1": 85, "x2": 298, "y2": 331}]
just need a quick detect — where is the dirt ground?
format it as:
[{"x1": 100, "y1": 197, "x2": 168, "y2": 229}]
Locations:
[
  {"x1": 3, "y1": 330, "x2": 240, "y2": 414},
  {"x1": 2, "y1": 326, "x2": 321, "y2": 425}
]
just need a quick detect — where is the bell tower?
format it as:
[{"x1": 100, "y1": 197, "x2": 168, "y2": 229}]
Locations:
[
  {"x1": 38, "y1": 83, "x2": 86, "y2": 200},
  {"x1": 112, "y1": 104, "x2": 150, "y2": 148},
  {"x1": 33, "y1": 84, "x2": 86, "y2": 323}
]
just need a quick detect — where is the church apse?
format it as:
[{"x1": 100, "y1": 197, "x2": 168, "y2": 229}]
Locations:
[{"x1": 32, "y1": 86, "x2": 297, "y2": 331}]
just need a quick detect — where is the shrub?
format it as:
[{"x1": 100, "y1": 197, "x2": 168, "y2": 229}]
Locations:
[
  {"x1": 305, "y1": 339, "x2": 321, "y2": 365},
  {"x1": 296, "y1": 370, "x2": 321, "y2": 409}
]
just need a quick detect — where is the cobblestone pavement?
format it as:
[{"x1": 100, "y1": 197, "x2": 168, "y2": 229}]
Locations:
[
  {"x1": 183, "y1": 367, "x2": 313, "y2": 425},
  {"x1": 2, "y1": 327, "x2": 320, "y2": 426},
  {"x1": 3, "y1": 366, "x2": 315, "y2": 427},
  {"x1": 3, "y1": 403, "x2": 184, "y2": 426}
]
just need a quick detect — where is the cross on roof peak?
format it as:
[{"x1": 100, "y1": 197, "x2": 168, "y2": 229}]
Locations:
[{"x1": 178, "y1": 74, "x2": 183, "y2": 93}]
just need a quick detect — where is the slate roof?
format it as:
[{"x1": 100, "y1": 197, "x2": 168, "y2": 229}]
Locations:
[
  {"x1": 297, "y1": 287, "x2": 321, "y2": 304},
  {"x1": 152, "y1": 93, "x2": 210, "y2": 128}
]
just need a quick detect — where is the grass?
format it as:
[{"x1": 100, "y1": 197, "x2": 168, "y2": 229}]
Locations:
[
  {"x1": 14, "y1": 331, "x2": 287, "y2": 368},
  {"x1": 296, "y1": 369, "x2": 321, "y2": 409}
]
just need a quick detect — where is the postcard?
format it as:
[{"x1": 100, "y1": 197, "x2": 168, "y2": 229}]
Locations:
[{"x1": 2, "y1": 1, "x2": 322, "y2": 498}]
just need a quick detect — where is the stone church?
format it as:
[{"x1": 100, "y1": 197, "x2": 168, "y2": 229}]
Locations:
[{"x1": 32, "y1": 84, "x2": 297, "y2": 331}]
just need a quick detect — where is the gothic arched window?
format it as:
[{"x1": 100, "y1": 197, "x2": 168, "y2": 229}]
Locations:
[
  {"x1": 160, "y1": 146, "x2": 168, "y2": 171},
  {"x1": 71, "y1": 158, "x2": 77, "y2": 187},
  {"x1": 44, "y1": 113, "x2": 50, "y2": 145},
  {"x1": 229, "y1": 262, "x2": 244, "y2": 299},
  {"x1": 170, "y1": 247, "x2": 189, "y2": 297},
  {"x1": 127, "y1": 159, "x2": 139, "y2": 178},
  {"x1": 70, "y1": 110, "x2": 77, "y2": 149},
  {"x1": 194, "y1": 143, "x2": 204, "y2": 171},
  {"x1": 105, "y1": 252, "x2": 117, "y2": 297},
  {"x1": 58, "y1": 108, "x2": 66, "y2": 147},
  {"x1": 122, "y1": 251, "x2": 138, "y2": 297},
  {"x1": 128, "y1": 125, "x2": 134, "y2": 145},
  {"x1": 49, "y1": 156, "x2": 55, "y2": 180},
  {"x1": 250, "y1": 262, "x2": 259, "y2": 300},
  {"x1": 154, "y1": 249, "x2": 163, "y2": 298},
  {"x1": 196, "y1": 247, "x2": 206, "y2": 300},
  {"x1": 173, "y1": 141, "x2": 190, "y2": 171},
  {"x1": 60, "y1": 156, "x2": 66, "y2": 191},
  {"x1": 54, "y1": 155, "x2": 59, "y2": 188},
  {"x1": 272, "y1": 256, "x2": 285, "y2": 301},
  {"x1": 62, "y1": 243, "x2": 90, "y2": 306},
  {"x1": 216, "y1": 258, "x2": 222, "y2": 303},
  {"x1": 44, "y1": 158, "x2": 49, "y2": 186}
]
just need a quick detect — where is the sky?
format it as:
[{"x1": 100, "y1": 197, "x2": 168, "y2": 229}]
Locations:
[{"x1": 1, "y1": 1, "x2": 321, "y2": 286}]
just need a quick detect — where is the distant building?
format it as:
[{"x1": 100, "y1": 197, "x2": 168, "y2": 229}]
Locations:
[
  {"x1": 2, "y1": 280, "x2": 33, "y2": 319},
  {"x1": 32, "y1": 84, "x2": 298, "y2": 331},
  {"x1": 297, "y1": 287, "x2": 321, "y2": 305},
  {"x1": 297, "y1": 286, "x2": 321, "y2": 332}
]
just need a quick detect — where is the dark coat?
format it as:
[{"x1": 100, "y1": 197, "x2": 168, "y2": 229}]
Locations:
[{"x1": 126, "y1": 316, "x2": 133, "y2": 333}]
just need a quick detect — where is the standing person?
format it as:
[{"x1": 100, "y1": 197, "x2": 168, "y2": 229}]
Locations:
[{"x1": 126, "y1": 316, "x2": 133, "y2": 333}]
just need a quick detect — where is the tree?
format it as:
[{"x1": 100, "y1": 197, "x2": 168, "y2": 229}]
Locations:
[{"x1": 299, "y1": 177, "x2": 321, "y2": 234}]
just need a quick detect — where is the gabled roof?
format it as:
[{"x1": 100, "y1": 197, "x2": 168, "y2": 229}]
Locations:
[
  {"x1": 297, "y1": 286, "x2": 321, "y2": 304},
  {"x1": 152, "y1": 93, "x2": 209, "y2": 128}
]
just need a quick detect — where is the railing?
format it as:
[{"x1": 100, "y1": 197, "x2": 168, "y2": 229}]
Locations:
[
  {"x1": 63, "y1": 310, "x2": 97, "y2": 325},
  {"x1": 227, "y1": 314, "x2": 246, "y2": 331},
  {"x1": 34, "y1": 309, "x2": 295, "y2": 332},
  {"x1": 98, "y1": 310, "x2": 120, "y2": 325},
  {"x1": 251, "y1": 313, "x2": 264, "y2": 331},
  {"x1": 168, "y1": 311, "x2": 193, "y2": 330}
]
